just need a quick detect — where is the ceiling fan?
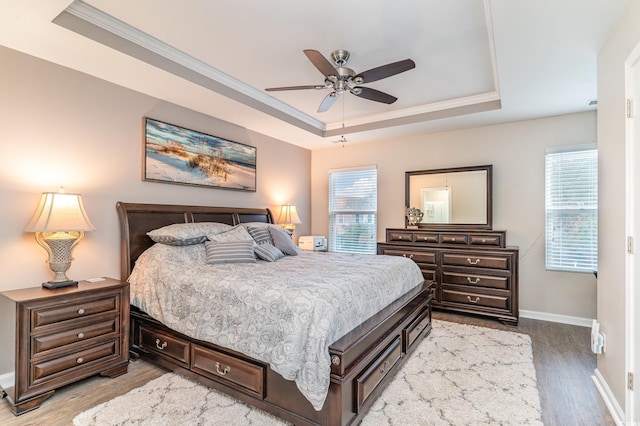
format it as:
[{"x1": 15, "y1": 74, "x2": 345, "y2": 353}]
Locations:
[{"x1": 265, "y1": 49, "x2": 415, "y2": 113}]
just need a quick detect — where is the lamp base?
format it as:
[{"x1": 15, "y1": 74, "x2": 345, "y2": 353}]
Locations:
[{"x1": 42, "y1": 280, "x2": 79, "y2": 289}]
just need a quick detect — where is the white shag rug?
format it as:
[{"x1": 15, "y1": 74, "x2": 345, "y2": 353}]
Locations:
[{"x1": 74, "y1": 320, "x2": 542, "y2": 426}]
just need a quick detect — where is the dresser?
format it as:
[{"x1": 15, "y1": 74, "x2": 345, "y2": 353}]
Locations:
[
  {"x1": 0, "y1": 278, "x2": 129, "y2": 415},
  {"x1": 378, "y1": 228, "x2": 519, "y2": 325}
]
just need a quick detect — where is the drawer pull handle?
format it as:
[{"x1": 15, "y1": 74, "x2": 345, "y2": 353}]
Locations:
[
  {"x1": 402, "y1": 254, "x2": 414, "y2": 259},
  {"x1": 467, "y1": 258, "x2": 481, "y2": 265},
  {"x1": 467, "y1": 296, "x2": 480, "y2": 304},
  {"x1": 155, "y1": 339, "x2": 167, "y2": 350},
  {"x1": 76, "y1": 357, "x2": 84, "y2": 364},
  {"x1": 77, "y1": 332, "x2": 85, "y2": 339},
  {"x1": 379, "y1": 360, "x2": 390, "y2": 375},
  {"x1": 77, "y1": 308, "x2": 85, "y2": 315},
  {"x1": 466, "y1": 277, "x2": 480, "y2": 284},
  {"x1": 215, "y1": 362, "x2": 230, "y2": 376}
]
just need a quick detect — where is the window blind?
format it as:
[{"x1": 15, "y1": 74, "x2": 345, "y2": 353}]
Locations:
[
  {"x1": 545, "y1": 147, "x2": 598, "y2": 272},
  {"x1": 328, "y1": 166, "x2": 377, "y2": 254}
]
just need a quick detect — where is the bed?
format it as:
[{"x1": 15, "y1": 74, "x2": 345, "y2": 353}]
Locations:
[{"x1": 117, "y1": 202, "x2": 433, "y2": 426}]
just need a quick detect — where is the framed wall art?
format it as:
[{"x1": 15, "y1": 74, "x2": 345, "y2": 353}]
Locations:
[{"x1": 143, "y1": 117, "x2": 257, "y2": 191}]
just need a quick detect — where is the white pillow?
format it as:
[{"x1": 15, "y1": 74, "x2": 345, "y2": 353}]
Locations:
[
  {"x1": 147, "y1": 222, "x2": 233, "y2": 246},
  {"x1": 207, "y1": 225, "x2": 254, "y2": 243}
]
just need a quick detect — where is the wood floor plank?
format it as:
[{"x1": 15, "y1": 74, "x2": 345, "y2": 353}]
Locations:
[{"x1": 0, "y1": 312, "x2": 614, "y2": 425}]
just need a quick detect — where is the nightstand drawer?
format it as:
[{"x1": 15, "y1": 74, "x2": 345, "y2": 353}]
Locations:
[
  {"x1": 32, "y1": 295, "x2": 118, "y2": 329},
  {"x1": 31, "y1": 340, "x2": 119, "y2": 385},
  {"x1": 140, "y1": 325, "x2": 190, "y2": 367},
  {"x1": 32, "y1": 317, "x2": 118, "y2": 356}
]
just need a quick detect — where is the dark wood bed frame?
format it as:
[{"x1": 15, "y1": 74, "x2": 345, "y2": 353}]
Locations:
[{"x1": 117, "y1": 202, "x2": 433, "y2": 426}]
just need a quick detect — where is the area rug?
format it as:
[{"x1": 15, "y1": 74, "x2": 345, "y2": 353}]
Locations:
[{"x1": 73, "y1": 320, "x2": 542, "y2": 425}]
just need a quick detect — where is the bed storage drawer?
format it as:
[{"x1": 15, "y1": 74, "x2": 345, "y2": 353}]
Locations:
[
  {"x1": 139, "y1": 326, "x2": 190, "y2": 367},
  {"x1": 192, "y1": 345, "x2": 265, "y2": 398},
  {"x1": 356, "y1": 336, "x2": 402, "y2": 410},
  {"x1": 403, "y1": 306, "x2": 431, "y2": 352}
]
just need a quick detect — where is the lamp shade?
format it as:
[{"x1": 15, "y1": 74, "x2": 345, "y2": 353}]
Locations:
[
  {"x1": 24, "y1": 192, "x2": 96, "y2": 232},
  {"x1": 277, "y1": 204, "x2": 302, "y2": 225}
]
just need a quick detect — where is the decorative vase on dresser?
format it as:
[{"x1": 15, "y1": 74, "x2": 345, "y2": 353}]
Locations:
[
  {"x1": 382, "y1": 164, "x2": 519, "y2": 326},
  {"x1": 0, "y1": 278, "x2": 129, "y2": 415}
]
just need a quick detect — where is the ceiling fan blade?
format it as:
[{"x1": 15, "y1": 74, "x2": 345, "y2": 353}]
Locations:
[
  {"x1": 318, "y1": 92, "x2": 340, "y2": 112},
  {"x1": 352, "y1": 87, "x2": 397, "y2": 104},
  {"x1": 354, "y1": 59, "x2": 415, "y2": 84},
  {"x1": 304, "y1": 49, "x2": 338, "y2": 77},
  {"x1": 265, "y1": 85, "x2": 326, "y2": 91}
]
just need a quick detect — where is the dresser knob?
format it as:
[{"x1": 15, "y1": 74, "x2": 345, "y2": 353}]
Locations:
[
  {"x1": 77, "y1": 332, "x2": 85, "y2": 339},
  {"x1": 76, "y1": 357, "x2": 84, "y2": 364},
  {"x1": 77, "y1": 308, "x2": 85, "y2": 315},
  {"x1": 398, "y1": 236, "x2": 403, "y2": 240}
]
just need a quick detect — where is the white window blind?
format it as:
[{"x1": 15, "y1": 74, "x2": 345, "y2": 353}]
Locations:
[
  {"x1": 329, "y1": 166, "x2": 377, "y2": 254},
  {"x1": 545, "y1": 146, "x2": 598, "y2": 272}
]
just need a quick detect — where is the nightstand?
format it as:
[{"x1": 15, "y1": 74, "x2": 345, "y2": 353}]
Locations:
[{"x1": 0, "y1": 278, "x2": 129, "y2": 415}]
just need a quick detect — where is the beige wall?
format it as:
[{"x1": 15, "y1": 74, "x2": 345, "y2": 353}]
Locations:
[
  {"x1": 596, "y1": 0, "x2": 640, "y2": 414},
  {"x1": 0, "y1": 46, "x2": 311, "y2": 292},
  {"x1": 312, "y1": 112, "x2": 598, "y2": 319}
]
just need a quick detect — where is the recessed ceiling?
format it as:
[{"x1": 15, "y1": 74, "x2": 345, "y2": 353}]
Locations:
[{"x1": 0, "y1": 0, "x2": 628, "y2": 149}]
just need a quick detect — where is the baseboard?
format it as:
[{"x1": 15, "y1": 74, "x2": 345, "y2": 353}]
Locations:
[
  {"x1": 0, "y1": 371, "x2": 14, "y2": 392},
  {"x1": 519, "y1": 309, "x2": 592, "y2": 327},
  {"x1": 592, "y1": 368, "x2": 625, "y2": 425}
]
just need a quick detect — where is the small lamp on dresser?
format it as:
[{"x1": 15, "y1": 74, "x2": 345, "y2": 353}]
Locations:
[
  {"x1": 24, "y1": 187, "x2": 96, "y2": 289},
  {"x1": 277, "y1": 204, "x2": 302, "y2": 233}
]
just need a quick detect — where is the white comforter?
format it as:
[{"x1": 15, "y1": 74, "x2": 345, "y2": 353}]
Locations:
[{"x1": 128, "y1": 244, "x2": 423, "y2": 410}]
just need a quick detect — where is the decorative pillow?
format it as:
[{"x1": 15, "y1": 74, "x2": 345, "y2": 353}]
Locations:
[
  {"x1": 205, "y1": 240, "x2": 256, "y2": 264},
  {"x1": 147, "y1": 222, "x2": 233, "y2": 246},
  {"x1": 247, "y1": 226, "x2": 274, "y2": 245},
  {"x1": 254, "y1": 243, "x2": 285, "y2": 262},
  {"x1": 268, "y1": 226, "x2": 299, "y2": 256},
  {"x1": 207, "y1": 225, "x2": 254, "y2": 243}
]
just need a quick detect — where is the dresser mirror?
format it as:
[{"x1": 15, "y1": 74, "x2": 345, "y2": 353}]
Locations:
[{"x1": 405, "y1": 165, "x2": 492, "y2": 229}]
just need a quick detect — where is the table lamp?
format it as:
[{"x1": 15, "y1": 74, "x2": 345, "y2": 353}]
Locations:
[
  {"x1": 277, "y1": 204, "x2": 301, "y2": 233},
  {"x1": 24, "y1": 188, "x2": 96, "y2": 289}
]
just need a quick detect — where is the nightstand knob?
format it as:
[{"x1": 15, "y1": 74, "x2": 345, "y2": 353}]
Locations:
[
  {"x1": 77, "y1": 308, "x2": 85, "y2": 315},
  {"x1": 77, "y1": 332, "x2": 85, "y2": 339},
  {"x1": 76, "y1": 357, "x2": 84, "y2": 364}
]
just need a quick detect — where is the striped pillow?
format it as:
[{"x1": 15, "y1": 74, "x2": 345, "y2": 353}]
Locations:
[
  {"x1": 247, "y1": 226, "x2": 273, "y2": 245},
  {"x1": 254, "y1": 243, "x2": 284, "y2": 262},
  {"x1": 205, "y1": 240, "x2": 256, "y2": 264}
]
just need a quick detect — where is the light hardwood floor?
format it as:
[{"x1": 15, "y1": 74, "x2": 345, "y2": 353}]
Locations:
[{"x1": 0, "y1": 311, "x2": 614, "y2": 425}]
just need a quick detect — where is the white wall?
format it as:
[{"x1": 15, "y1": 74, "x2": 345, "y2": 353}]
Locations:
[
  {"x1": 312, "y1": 112, "x2": 597, "y2": 320},
  {"x1": 596, "y1": 0, "x2": 640, "y2": 415},
  {"x1": 0, "y1": 46, "x2": 311, "y2": 292}
]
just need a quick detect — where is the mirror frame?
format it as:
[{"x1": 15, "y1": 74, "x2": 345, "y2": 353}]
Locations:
[{"x1": 405, "y1": 165, "x2": 493, "y2": 230}]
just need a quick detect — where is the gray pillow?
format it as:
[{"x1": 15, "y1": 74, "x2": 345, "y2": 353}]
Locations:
[
  {"x1": 205, "y1": 240, "x2": 256, "y2": 264},
  {"x1": 247, "y1": 226, "x2": 273, "y2": 245},
  {"x1": 147, "y1": 222, "x2": 232, "y2": 246},
  {"x1": 207, "y1": 225, "x2": 254, "y2": 243},
  {"x1": 268, "y1": 226, "x2": 299, "y2": 256},
  {"x1": 254, "y1": 243, "x2": 285, "y2": 262}
]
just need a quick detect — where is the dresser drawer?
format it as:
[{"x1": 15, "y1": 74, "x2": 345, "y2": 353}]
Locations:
[
  {"x1": 469, "y1": 234, "x2": 503, "y2": 246},
  {"x1": 387, "y1": 231, "x2": 414, "y2": 242},
  {"x1": 31, "y1": 340, "x2": 118, "y2": 385},
  {"x1": 442, "y1": 288, "x2": 510, "y2": 310},
  {"x1": 356, "y1": 336, "x2": 402, "y2": 410},
  {"x1": 32, "y1": 295, "x2": 118, "y2": 330},
  {"x1": 413, "y1": 233, "x2": 439, "y2": 243},
  {"x1": 421, "y1": 268, "x2": 436, "y2": 282},
  {"x1": 440, "y1": 234, "x2": 469, "y2": 244},
  {"x1": 32, "y1": 317, "x2": 118, "y2": 356},
  {"x1": 192, "y1": 345, "x2": 265, "y2": 398},
  {"x1": 379, "y1": 248, "x2": 437, "y2": 264},
  {"x1": 140, "y1": 325, "x2": 190, "y2": 367},
  {"x1": 442, "y1": 252, "x2": 510, "y2": 270},
  {"x1": 441, "y1": 271, "x2": 510, "y2": 290},
  {"x1": 403, "y1": 307, "x2": 431, "y2": 352}
]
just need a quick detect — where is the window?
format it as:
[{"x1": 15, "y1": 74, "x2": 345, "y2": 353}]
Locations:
[
  {"x1": 328, "y1": 166, "x2": 377, "y2": 254},
  {"x1": 545, "y1": 146, "x2": 598, "y2": 272}
]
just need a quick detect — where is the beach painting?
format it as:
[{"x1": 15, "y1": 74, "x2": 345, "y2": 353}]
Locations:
[{"x1": 143, "y1": 118, "x2": 256, "y2": 191}]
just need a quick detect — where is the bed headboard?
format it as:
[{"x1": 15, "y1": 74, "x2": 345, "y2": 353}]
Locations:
[{"x1": 116, "y1": 202, "x2": 274, "y2": 280}]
